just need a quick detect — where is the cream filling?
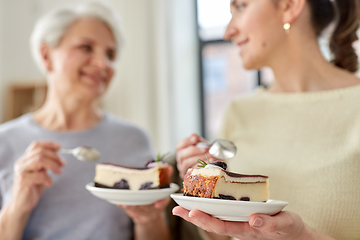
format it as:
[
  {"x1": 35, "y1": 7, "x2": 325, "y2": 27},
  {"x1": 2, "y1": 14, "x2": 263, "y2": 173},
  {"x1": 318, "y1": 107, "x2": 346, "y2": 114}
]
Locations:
[
  {"x1": 94, "y1": 164, "x2": 162, "y2": 190},
  {"x1": 213, "y1": 176, "x2": 269, "y2": 202},
  {"x1": 204, "y1": 164, "x2": 223, "y2": 170}
]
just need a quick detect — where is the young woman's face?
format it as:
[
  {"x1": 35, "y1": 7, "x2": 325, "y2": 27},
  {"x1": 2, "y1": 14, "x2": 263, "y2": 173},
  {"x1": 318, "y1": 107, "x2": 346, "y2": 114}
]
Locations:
[
  {"x1": 224, "y1": 0, "x2": 285, "y2": 69},
  {"x1": 47, "y1": 17, "x2": 116, "y2": 100}
]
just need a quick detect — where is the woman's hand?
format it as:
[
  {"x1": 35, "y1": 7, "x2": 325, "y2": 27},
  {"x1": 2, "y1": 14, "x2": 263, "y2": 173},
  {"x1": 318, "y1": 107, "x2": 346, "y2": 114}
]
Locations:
[
  {"x1": 118, "y1": 197, "x2": 171, "y2": 240},
  {"x1": 117, "y1": 165, "x2": 173, "y2": 240},
  {"x1": 119, "y1": 198, "x2": 171, "y2": 240},
  {"x1": 176, "y1": 133, "x2": 218, "y2": 178},
  {"x1": 118, "y1": 197, "x2": 170, "y2": 225},
  {"x1": 117, "y1": 165, "x2": 173, "y2": 225},
  {"x1": 11, "y1": 141, "x2": 65, "y2": 214},
  {"x1": 0, "y1": 141, "x2": 65, "y2": 240},
  {"x1": 172, "y1": 207, "x2": 331, "y2": 240}
]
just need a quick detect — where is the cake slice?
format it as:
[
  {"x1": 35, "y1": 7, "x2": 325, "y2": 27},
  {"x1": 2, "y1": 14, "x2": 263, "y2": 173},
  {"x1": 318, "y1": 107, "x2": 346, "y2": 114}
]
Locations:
[
  {"x1": 183, "y1": 161, "x2": 269, "y2": 202},
  {"x1": 94, "y1": 161, "x2": 170, "y2": 190}
]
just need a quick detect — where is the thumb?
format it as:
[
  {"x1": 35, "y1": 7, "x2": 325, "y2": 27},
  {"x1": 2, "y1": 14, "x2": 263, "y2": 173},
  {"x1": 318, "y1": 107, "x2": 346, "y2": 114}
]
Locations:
[
  {"x1": 154, "y1": 197, "x2": 170, "y2": 209},
  {"x1": 249, "y1": 211, "x2": 301, "y2": 234},
  {"x1": 249, "y1": 213, "x2": 283, "y2": 233}
]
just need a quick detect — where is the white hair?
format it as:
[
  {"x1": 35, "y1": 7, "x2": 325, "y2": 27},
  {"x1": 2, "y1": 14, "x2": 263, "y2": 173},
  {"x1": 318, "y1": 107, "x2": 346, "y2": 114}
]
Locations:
[{"x1": 30, "y1": 1, "x2": 125, "y2": 74}]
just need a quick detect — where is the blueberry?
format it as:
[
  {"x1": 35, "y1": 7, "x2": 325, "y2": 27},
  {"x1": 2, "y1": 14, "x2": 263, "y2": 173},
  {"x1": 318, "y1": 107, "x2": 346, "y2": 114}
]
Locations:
[
  {"x1": 219, "y1": 194, "x2": 236, "y2": 200},
  {"x1": 113, "y1": 179, "x2": 130, "y2": 189},
  {"x1": 210, "y1": 161, "x2": 227, "y2": 170},
  {"x1": 140, "y1": 182, "x2": 153, "y2": 190},
  {"x1": 240, "y1": 197, "x2": 250, "y2": 201}
]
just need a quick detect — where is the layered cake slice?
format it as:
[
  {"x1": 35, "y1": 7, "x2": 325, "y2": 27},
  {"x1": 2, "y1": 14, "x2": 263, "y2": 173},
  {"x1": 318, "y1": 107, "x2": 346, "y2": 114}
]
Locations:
[
  {"x1": 94, "y1": 161, "x2": 170, "y2": 190},
  {"x1": 183, "y1": 161, "x2": 269, "y2": 202}
]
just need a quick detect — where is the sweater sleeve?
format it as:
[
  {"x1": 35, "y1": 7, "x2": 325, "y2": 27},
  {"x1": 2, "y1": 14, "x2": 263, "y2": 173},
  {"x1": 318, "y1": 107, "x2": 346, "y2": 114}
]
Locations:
[{"x1": 0, "y1": 135, "x2": 17, "y2": 210}]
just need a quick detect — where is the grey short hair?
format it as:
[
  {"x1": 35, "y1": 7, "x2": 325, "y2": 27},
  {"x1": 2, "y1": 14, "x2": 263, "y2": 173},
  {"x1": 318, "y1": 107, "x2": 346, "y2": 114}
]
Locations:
[{"x1": 30, "y1": 1, "x2": 125, "y2": 74}]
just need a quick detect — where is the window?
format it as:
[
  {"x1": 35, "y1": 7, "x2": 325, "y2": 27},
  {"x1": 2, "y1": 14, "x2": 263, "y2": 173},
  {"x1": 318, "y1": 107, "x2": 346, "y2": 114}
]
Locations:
[
  {"x1": 201, "y1": 42, "x2": 258, "y2": 140},
  {"x1": 197, "y1": 0, "x2": 231, "y2": 41},
  {"x1": 197, "y1": 0, "x2": 259, "y2": 140}
]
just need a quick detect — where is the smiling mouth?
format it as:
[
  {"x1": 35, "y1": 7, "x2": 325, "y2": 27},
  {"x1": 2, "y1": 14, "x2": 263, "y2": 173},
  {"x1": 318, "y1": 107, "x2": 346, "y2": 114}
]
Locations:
[
  {"x1": 236, "y1": 39, "x2": 249, "y2": 47},
  {"x1": 82, "y1": 73, "x2": 106, "y2": 84}
]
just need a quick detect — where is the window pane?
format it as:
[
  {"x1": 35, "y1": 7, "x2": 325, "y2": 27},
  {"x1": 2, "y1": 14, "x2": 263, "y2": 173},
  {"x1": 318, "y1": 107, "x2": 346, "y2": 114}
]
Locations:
[
  {"x1": 260, "y1": 67, "x2": 274, "y2": 86},
  {"x1": 202, "y1": 42, "x2": 258, "y2": 140},
  {"x1": 197, "y1": 0, "x2": 231, "y2": 41}
]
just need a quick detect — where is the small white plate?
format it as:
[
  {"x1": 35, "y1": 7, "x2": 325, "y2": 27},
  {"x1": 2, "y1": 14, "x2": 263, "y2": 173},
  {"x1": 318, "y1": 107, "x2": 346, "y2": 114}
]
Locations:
[
  {"x1": 86, "y1": 183, "x2": 179, "y2": 206},
  {"x1": 171, "y1": 193, "x2": 288, "y2": 222}
]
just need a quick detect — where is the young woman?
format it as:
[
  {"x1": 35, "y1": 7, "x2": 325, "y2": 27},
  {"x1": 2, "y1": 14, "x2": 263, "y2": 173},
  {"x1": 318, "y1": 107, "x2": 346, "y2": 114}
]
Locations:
[
  {"x1": 0, "y1": 2, "x2": 171, "y2": 240},
  {"x1": 174, "y1": 0, "x2": 360, "y2": 239}
]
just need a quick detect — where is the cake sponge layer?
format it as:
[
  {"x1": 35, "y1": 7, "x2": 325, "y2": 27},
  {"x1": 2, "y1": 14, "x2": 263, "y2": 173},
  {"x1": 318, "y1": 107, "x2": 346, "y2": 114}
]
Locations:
[{"x1": 183, "y1": 168, "x2": 269, "y2": 202}]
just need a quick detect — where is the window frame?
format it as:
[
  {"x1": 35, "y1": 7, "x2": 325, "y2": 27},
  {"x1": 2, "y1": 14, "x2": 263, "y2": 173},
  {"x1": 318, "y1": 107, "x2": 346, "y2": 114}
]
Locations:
[{"x1": 196, "y1": 1, "x2": 262, "y2": 138}]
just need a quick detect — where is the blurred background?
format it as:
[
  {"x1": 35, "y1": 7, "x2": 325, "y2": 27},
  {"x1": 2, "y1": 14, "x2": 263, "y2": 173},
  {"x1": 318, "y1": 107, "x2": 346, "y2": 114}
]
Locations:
[{"x1": 0, "y1": 0, "x2": 359, "y2": 153}]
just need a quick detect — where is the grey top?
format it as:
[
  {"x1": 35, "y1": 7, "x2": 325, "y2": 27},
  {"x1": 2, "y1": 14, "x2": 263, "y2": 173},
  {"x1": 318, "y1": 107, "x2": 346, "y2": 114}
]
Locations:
[{"x1": 0, "y1": 113, "x2": 154, "y2": 240}]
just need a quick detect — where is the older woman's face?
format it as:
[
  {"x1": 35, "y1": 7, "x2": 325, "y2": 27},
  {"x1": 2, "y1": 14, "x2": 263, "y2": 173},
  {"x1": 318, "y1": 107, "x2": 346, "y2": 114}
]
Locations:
[
  {"x1": 223, "y1": 0, "x2": 284, "y2": 69},
  {"x1": 47, "y1": 17, "x2": 116, "y2": 99}
]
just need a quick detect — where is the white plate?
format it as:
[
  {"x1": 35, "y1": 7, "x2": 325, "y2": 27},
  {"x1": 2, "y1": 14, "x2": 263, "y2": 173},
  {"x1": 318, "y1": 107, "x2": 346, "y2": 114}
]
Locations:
[
  {"x1": 171, "y1": 193, "x2": 288, "y2": 222},
  {"x1": 86, "y1": 183, "x2": 179, "y2": 206}
]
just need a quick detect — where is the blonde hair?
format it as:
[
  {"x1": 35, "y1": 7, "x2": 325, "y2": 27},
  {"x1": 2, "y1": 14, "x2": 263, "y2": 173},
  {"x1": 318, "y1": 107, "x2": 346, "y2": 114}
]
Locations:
[{"x1": 30, "y1": 1, "x2": 125, "y2": 74}]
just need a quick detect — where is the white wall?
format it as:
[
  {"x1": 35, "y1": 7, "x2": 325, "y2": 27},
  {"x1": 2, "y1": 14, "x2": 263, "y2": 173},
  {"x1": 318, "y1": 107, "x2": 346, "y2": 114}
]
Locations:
[
  {"x1": 0, "y1": 0, "x2": 3, "y2": 120},
  {"x1": 0, "y1": 0, "x2": 201, "y2": 153},
  {"x1": 0, "y1": 0, "x2": 51, "y2": 123},
  {"x1": 168, "y1": 0, "x2": 202, "y2": 144},
  {"x1": 1, "y1": 0, "x2": 44, "y2": 81},
  {"x1": 103, "y1": 0, "x2": 175, "y2": 152},
  {"x1": 104, "y1": 0, "x2": 201, "y2": 151}
]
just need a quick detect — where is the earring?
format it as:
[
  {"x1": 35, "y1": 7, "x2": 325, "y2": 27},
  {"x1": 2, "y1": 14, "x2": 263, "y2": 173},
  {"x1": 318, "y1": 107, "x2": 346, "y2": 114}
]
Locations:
[{"x1": 283, "y1": 23, "x2": 291, "y2": 35}]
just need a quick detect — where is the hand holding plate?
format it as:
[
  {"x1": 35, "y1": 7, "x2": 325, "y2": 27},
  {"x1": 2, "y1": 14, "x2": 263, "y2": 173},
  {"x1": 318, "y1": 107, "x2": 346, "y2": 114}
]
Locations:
[{"x1": 173, "y1": 207, "x2": 314, "y2": 240}]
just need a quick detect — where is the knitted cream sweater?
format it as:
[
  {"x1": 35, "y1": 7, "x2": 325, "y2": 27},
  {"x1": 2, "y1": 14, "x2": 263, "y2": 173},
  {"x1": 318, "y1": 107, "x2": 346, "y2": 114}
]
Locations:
[{"x1": 220, "y1": 85, "x2": 360, "y2": 240}]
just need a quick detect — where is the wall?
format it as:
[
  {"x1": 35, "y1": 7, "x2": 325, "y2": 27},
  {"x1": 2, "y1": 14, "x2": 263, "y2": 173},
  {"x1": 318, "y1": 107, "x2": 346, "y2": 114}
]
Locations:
[
  {"x1": 168, "y1": 0, "x2": 202, "y2": 144},
  {"x1": 102, "y1": 0, "x2": 201, "y2": 152},
  {"x1": 0, "y1": 0, "x2": 3, "y2": 120}
]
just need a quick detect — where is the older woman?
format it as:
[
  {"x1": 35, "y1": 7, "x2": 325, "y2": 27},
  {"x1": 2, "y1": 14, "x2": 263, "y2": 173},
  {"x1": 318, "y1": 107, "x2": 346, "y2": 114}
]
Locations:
[
  {"x1": 174, "y1": 0, "x2": 360, "y2": 240},
  {"x1": 0, "y1": 2, "x2": 170, "y2": 240}
]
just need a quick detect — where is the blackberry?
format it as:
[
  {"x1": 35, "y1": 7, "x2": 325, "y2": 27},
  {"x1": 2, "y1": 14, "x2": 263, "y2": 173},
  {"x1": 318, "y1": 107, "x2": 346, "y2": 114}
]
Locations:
[
  {"x1": 139, "y1": 182, "x2": 153, "y2": 190},
  {"x1": 210, "y1": 161, "x2": 227, "y2": 170},
  {"x1": 113, "y1": 179, "x2": 130, "y2": 189},
  {"x1": 240, "y1": 197, "x2": 250, "y2": 201},
  {"x1": 219, "y1": 194, "x2": 236, "y2": 200}
]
